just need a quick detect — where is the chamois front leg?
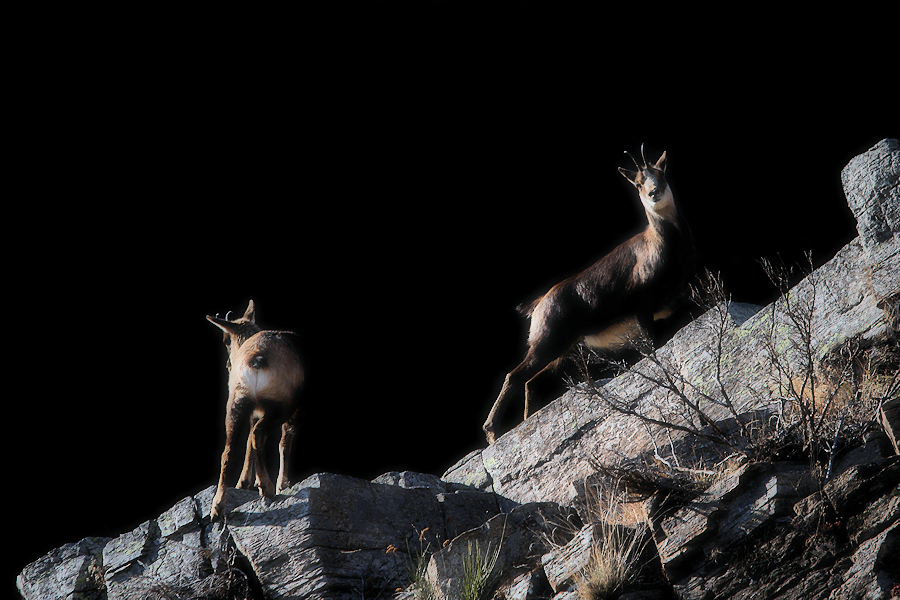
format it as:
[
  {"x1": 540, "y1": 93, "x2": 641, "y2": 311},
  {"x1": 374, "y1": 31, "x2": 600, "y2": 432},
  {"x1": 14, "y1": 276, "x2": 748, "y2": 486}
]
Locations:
[
  {"x1": 484, "y1": 372, "x2": 516, "y2": 445},
  {"x1": 484, "y1": 342, "x2": 561, "y2": 444}
]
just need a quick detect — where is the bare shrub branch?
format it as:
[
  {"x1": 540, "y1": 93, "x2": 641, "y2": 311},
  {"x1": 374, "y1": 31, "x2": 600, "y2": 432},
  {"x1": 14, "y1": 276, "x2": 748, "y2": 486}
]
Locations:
[{"x1": 571, "y1": 253, "x2": 896, "y2": 484}]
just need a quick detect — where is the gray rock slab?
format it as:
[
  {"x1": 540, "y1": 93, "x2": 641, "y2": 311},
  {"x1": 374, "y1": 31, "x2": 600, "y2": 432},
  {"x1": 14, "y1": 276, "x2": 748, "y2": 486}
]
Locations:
[
  {"x1": 101, "y1": 485, "x2": 259, "y2": 600},
  {"x1": 842, "y1": 138, "x2": 900, "y2": 300},
  {"x1": 831, "y1": 521, "x2": 899, "y2": 600},
  {"x1": 225, "y1": 471, "x2": 502, "y2": 599},
  {"x1": 541, "y1": 522, "x2": 600, "y2": 592},
  {"x1": 16, "y1": 537, "x2": 110, "y2": 600}
]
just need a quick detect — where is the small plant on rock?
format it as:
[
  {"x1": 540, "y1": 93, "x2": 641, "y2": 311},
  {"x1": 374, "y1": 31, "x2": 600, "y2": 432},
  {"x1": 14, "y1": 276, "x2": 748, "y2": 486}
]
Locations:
[
  {"x1": 459, "y1": 535, "x2": 504, "y2": 600},
  {"x1": 574, "y1": 480, "x2": 652, "y2": 600},
  {"x1": 575, "y1": 522, "x2": 647, "y2": 600},
  {"x1": 404, "y1": 527, "x2": 439, "y2": 600}
]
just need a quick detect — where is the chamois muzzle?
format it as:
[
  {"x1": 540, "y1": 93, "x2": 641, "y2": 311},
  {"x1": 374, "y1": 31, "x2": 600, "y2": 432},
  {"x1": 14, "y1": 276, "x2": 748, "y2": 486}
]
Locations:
[{"x1": 648, "y1": 180, "x2": 668, "y2": 201}]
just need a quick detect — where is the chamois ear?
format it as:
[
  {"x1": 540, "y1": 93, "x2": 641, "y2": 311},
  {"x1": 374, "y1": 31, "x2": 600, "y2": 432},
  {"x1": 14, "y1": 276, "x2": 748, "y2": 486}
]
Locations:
[
  {"x1": 242, "y1": 300, "x2": 256, "y2": 323},
  {"x1": 618, "y1": 167, "x2": 639, "y2": 186},
  {"x1": 207, "y1": 314, "x2": 237, "y2": 333},
  {"x1": 654, "y1": 151, "x2": 667, "y2": 173}
]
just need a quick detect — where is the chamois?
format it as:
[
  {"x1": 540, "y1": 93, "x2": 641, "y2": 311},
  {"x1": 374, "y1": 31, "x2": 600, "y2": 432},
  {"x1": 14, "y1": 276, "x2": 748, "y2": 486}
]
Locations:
[
  {"x1": 207, "y1": 300, "x2": 305, "y2": 521},
  {"x1": 483, "y1": 146, "x2": 695, "y2": 444}
]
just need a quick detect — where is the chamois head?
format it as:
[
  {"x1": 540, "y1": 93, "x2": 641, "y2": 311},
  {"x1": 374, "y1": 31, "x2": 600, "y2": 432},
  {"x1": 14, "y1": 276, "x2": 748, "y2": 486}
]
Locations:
[
  {"x1": 618, "y1": 144, "x2": 673, "y2": 219},
  {"x1": 206, "y1": 300, "x2": 263, "y2": 366}
]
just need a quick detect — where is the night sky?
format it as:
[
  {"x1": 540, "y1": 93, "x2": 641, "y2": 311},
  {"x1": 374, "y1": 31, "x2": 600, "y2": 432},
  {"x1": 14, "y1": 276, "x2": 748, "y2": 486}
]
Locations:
[{"x1": 11, "y1": 3, "x2": 893, "y2": 589}]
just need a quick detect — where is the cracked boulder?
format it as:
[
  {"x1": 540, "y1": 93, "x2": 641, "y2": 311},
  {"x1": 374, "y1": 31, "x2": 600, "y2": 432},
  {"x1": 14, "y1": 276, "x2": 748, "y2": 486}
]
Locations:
[
  {"x1": 223, "y1": 471, "x2": 501, "y2": 599},
  {"x1": 104, "y1": 486, "x2": 260, "y2": 600},
  {"x1": 17, "y1": 485, "x2": 261, "y2": 600},
  {"x1": 422, "y1": 501, "x2": 577, "y2": 600},
  {"x1": 16, "y1": 537, "x2": 110, "y2": 600}
]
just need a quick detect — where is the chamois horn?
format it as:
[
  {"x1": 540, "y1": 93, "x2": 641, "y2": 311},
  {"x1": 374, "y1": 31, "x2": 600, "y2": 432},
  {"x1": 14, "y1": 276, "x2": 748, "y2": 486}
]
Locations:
[{"x1": 624, "y1": 149, "x2": 642, "y2": 171}]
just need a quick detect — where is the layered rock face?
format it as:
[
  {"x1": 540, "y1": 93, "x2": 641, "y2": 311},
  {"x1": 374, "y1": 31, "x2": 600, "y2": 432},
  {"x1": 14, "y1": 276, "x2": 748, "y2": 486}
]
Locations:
[{"x1": 18, "y1": 140, "x2": 899, "y2": 600}]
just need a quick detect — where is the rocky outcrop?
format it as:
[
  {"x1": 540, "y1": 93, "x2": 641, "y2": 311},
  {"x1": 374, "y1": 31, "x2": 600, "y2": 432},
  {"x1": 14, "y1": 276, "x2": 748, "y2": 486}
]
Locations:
[
  {"x1": 18, "y1": 140, "x2": 900, "y2": 600},
  {"x1": 18, "y1": 473, "x2": 503, "y2": 600},
  {"x1": 657, "y1": 455, "x2": 899, "y2": 600}
]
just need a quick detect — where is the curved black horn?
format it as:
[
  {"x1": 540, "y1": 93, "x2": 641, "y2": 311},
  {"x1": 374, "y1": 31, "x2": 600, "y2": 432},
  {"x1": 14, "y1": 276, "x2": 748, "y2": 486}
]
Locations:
[
  {"x1": 225, "y1": 311, "x2": 233, "y2": 321},
  {"x1": 624, "y1": 150, "x2": 642, "y2": 170},
  {"x1": 639, "y1": 143, "x2": 647, "y2": 168}
]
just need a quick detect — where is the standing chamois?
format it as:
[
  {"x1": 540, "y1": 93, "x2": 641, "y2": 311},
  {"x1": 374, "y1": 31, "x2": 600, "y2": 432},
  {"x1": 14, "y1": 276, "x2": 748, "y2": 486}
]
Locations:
[
  {"x1": 207, "y1": 300, "x2": 305, "y2": 521},
  {"x1": 483, "y1": 146, "x2": 695, "y2": 444}
]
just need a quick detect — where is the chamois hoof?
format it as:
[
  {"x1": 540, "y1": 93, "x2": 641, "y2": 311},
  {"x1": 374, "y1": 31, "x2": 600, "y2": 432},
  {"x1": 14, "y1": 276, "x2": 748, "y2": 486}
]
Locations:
[
  {"x1": 259, "y1": 481, "x2": 276, "y2": 498},
  {"x1": 485, "y1": 430, "x2": 496, "y2": 446},
  {"x1": 211, "y1": 500, "x2": 226, "y2": 522}
]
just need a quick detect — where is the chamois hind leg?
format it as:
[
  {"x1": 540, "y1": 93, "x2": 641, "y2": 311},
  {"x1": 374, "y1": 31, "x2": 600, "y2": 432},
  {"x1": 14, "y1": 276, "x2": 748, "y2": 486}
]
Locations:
[
  {"x1": 249, "y1": 415, "x2": 276, "y2": 498},
  {"x1": 276, "y1": 414, "x2": 298, "y2": 494},
  {"x1": 483, "y1": 342, "x2": 566, "y2": 445},
  {"x1": 237, "y1": 412, "x2": 260, "y2": 490},
  {"x1": 523, "y1": 355, "x2": 567, "y2": 419}
]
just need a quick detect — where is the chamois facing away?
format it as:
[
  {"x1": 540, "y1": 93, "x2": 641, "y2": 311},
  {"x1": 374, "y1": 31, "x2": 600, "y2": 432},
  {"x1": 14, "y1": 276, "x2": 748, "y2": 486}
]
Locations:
[
  {"x1": 207, "y1": 300, "x2": 305, "y2": 521},
  {"x1": 483, "y1": 146, "x2": 695, "y2": 444}
]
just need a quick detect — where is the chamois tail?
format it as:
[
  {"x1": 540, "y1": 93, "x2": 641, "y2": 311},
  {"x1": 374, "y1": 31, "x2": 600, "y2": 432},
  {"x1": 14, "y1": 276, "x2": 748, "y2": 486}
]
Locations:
[{"x1": 516, "y1": 296, "x2": 542, "y2": 318}]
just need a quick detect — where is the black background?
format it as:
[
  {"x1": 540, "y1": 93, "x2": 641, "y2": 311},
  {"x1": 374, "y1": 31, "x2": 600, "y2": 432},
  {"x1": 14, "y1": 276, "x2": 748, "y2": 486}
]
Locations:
[{"x1": 10, "y1": 2, "x2": 894, "y2": 590}]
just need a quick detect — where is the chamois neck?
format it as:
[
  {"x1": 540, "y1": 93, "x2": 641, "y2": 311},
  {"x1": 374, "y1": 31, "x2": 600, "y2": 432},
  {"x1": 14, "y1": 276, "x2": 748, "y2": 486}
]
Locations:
[{"x1": 642, "y1": 196, "x2": 680, "y2": 233}]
